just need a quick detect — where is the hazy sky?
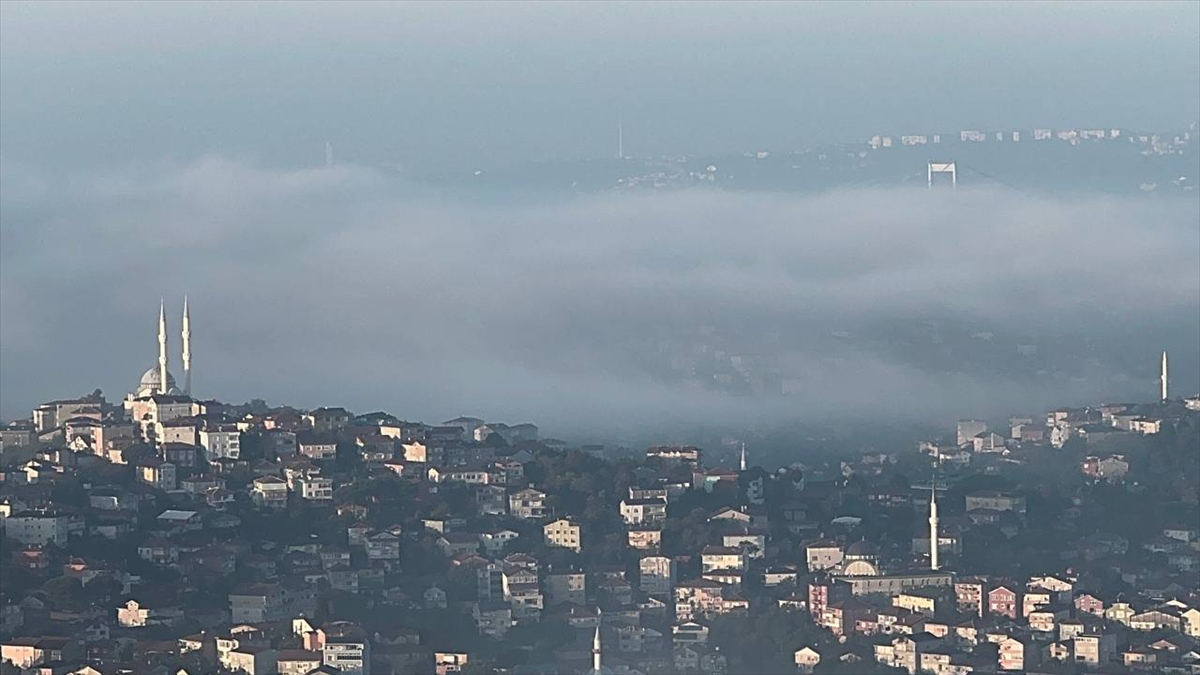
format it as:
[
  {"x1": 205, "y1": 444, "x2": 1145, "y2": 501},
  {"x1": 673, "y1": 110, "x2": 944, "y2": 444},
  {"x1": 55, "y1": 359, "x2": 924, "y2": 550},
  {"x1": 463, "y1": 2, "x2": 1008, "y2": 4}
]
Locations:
[
  {"x1": 2, "y1": 2, "x2": 1199, "y2": 437},
  {"x1": 1, "y1": 1, "x2": 1198, "y2": 170}
]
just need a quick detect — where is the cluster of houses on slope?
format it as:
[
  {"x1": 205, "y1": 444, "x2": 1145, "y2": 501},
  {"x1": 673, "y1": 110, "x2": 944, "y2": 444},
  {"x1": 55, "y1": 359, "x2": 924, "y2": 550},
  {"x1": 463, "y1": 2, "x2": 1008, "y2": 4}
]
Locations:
[{"x1": 1, "y1": 388, "x2": 1197, "y2": 675}]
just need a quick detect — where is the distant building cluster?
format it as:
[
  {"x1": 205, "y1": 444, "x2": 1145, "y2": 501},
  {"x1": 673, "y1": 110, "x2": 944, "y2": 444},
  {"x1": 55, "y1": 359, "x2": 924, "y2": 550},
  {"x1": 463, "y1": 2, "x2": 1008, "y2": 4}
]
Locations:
[{"x1": 867, "y1": 122, "x2": 1195, "y2": 157}]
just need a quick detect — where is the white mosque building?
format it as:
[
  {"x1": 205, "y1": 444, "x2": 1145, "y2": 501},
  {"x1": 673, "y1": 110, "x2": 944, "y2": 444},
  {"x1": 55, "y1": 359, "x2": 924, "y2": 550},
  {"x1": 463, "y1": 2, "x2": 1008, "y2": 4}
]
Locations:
[
  {"x1": 124, "y1": 298, "x2": 197, "y2": 443},
  {"x1": 128, "y1": 298, "x2": 192, "y2": 400}
]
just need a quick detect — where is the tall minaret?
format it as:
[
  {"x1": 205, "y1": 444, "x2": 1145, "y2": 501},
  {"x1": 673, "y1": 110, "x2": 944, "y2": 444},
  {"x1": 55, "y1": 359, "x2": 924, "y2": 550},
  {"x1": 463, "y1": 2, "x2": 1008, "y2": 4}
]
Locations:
[
  {"x1": 617, "y1": 113, "x2": 623, "y2": 159},
  {"x1": 157, "y1": 299, "x2": 169, "y2": 395},
  {"x1": 739, "y1": 442, "x2": 747, "y2": 472},
  {"x1": 592, "y1": 622, "x2": 602, "y2": 673},
  {"x1": 1161, "y1": 350, "x2": 1169, "y2": 402},
  {"x1": 928, "y1": 482, "x2": 940, "y2": 571},
  {"x1": 181, "y1": 296, "x2": 192, "y2": 396}
]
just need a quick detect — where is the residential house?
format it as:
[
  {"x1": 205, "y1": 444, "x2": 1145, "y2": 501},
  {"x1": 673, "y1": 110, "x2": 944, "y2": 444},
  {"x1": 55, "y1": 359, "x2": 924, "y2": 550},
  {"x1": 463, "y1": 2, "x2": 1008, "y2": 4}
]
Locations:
[
  {"x1": 794, "y1": 646, "x2": 821, "y2": 673},
  {"x1": 198, "y1": 427, "x2": 242, "y2": 462},
  {"x1": 1130, "y1": 607, "x2": 1183, "y2": 632},
  {"x1": 303, "y1": 407, "x2": 352, "y2": 432},
  {"x1": 229, "y1": 581, "x2": 318, "y2": 623},
  {"x1": 1123, "y1": 647, "x2": 1158, "y2": 670},
  {"x1": 0, "y1": 637, "x2": 75, "y2": 669},
  {"x1": 226, "y1": 645, "x2": 277, "y2": 675},
  {"x1": 544, "y1": 518, "x2": 582, "y2": 553},
  {"x1": 628, "y1": 527, "x2": 662, "y2": 550},
  {"x1": 1074, "y1": 592, "x2": 1105, "y2": 616},
  {"x1": 475, "y1": 484, "x2": 508, "y2": 516},
  {"x1": 957, "y1": 420, "x2": 988, "y2": 446},
  {"x1": 545, "y1": 569, "x2": 586, "y2": 607},
  {"x1": 116, "y1": 598, "x2": 184, "y2": 628},
  {"x1": 972, "y1": 431, "x2": 1007, "y2": 453},
  {"x1": 1073, "y1": 633, "x2": 1117, "y2": 666},
  {"x1": 296, "y1": 477, "x2": 333, "y2": 501},
  {"x1": 640, "y1": 556, "x2": 676, "y2": 595},
  {"x1": 277, "y1": 650, "x2": 323, "y2": 675},
  {"x1": 473, "y1": 601, "x2": 513, "y2": 639},
  {"x1": 874, "y1": 634, "x2": 930, "y2": 675},
  {"x1": 297, "y1": 435, "x2": 338, "y2": 460},
  {"x1": 478, "y1": 529, "x2": 519, "y2": 556},
  {"x1": 722, "y1": 530, "x2": 766, "y2": 558},
  {"x1": 620, "y1": 497, "x2": 667, "y2": 526},
  {"x1": 955, "y1": 579, "x2": 986, "y2": 617},
  {"x1": 1029, "y1": 605, "x2": 1070, "y2": 633},
  {"x1": 501, "y1": 565, "x2": 543, "y2": 620},
  {"x1": 251, "y1": 476, "x2": 289, "y2": 509},
  {"x1": 966, "y1": 491, "x2": 1026, "y2": 515},
  {"x1": 137, "y1": 537, "x2": 180, "y2": 566},
  {"x1": 5, "y1": 511, "x2": 70, "y2": 546},
  {"x1": 1082, "y1": 455, "x2": 1130, "y2": 482},
  {"x1": 366, "y1": 531, "x2": 402, "y2": 565},
  {"x1": 436, "y1": 533, "x2": 480, "y2": 558},
  {"x1": 322, "y1": 622, "x2": 371, "y2": 675},
  {"x1": 988, "y1": 585, "x2": 1021, "y2": 620},
  {"x1": 136, "y1": 459, "x2": 177, "y2": 490},
  {"x1": 509, "y1": 488, "x2": 547, "y2": 520},
  {"x1": 434, "y1": 651, "x2": 469, "y2": 675},
  {"x1": 700, "y1": 545, "x2": 745, "y2": 572},
  {"x1": 646, "y1": 445, "x2": 702, "y2": 465},
  {"x1": 673, "y1": 621, "x2": 710, "y2": 645},
  {"x1": 806, "y1": 540, "x2": 844, "y2": 572}
]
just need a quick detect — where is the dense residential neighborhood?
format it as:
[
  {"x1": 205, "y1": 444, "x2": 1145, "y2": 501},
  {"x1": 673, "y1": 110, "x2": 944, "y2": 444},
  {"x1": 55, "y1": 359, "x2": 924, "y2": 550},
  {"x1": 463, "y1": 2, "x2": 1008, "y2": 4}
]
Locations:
[
  {"x1": 1, "y1": 316, "x2": 1199, "y2": 674},
  {"x1": 0, "y1": 372, "x2": 1197, "y2": 675}
]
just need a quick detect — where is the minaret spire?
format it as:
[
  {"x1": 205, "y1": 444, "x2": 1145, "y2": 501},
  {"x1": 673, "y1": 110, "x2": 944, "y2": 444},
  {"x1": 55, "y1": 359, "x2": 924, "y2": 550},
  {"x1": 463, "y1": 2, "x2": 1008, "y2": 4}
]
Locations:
[
  {"x1": 157, "y1": 299, "x2": 169, "y2": 395},
  {"x1": 617, "y1": 112, "x2": 623, "y2": 159},
  {"x1": 739, "y1": 442, "x2": 747, "y2": 472},
  {"x1": 1161, "y1": 350, "x2": 1169, "y2": 402},
  {"x1": 929, "y1": 479, "x2": 940, "y2": 571},
  {"x1": 592, "y1": 621, "x2": 602, "y2": 673},
  {"x1": 181, "y1": 296, "x2": 192, "y2": 396}
]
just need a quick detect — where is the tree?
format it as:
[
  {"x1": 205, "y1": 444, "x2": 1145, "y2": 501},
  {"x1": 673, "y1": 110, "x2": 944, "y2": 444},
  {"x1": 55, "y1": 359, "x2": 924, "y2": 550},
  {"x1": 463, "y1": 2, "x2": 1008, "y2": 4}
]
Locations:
[
  {"x1": 41, "y1": 576, "x2": 83, "y2": 609},
  {"x1": 121, "y1": 442, "x2": 155, "y2": 465},
  {"x1": 83, "y1": 576, "x2": 124, "y2": 606}
]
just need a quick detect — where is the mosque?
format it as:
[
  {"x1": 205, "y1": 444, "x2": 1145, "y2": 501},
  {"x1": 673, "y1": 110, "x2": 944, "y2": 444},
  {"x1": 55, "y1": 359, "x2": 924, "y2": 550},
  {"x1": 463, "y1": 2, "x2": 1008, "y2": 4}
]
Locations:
[{"x1": 129, "y1": 297, "x2": 192, "y2": 400}]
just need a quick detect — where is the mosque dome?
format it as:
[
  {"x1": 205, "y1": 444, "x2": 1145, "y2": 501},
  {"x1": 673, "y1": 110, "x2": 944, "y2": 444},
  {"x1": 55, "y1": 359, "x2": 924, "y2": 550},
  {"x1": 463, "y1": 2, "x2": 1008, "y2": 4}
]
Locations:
[
  {"x1": 137, "y1": 366, "x2": 177, "y2": 397},
  {"x1": 845, "y1": 540, "x2": 878, "y2": 559}
]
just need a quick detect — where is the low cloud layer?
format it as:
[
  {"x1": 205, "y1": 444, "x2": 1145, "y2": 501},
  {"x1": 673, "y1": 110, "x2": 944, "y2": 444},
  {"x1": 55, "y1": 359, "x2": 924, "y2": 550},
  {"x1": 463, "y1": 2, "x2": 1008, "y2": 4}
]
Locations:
[{"x1": 2, "y1": 157, "x2": 1197, "y2": 439}]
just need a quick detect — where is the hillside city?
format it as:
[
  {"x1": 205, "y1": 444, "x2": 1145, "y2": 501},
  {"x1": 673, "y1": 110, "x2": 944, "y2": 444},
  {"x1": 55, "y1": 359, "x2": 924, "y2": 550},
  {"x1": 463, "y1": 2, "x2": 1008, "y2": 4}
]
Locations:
[{"x1": 0, "y1": 315, "x2": 1198, "y2": 675}]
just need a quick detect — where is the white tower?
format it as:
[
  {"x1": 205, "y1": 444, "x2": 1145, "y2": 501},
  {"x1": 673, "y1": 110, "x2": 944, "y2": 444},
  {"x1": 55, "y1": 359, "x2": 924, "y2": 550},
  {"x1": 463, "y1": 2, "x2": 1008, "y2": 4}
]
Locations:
[
  {"x1": 1161, "y1": 351, "x2": 1169, "y2": 401},
  {"x1": 617, "y1": 112, "x2": 624, "y2": 159},
  {"x1": 592, "y1": 622, "x2": 602, "y2": 673},
  {"x1": 739, "y1": 442, "x2": 747, "y2": 472},
  {"x1": 928, "y1": 483, "x2": 940, "y2": 571},
  {"x1": 181, "y1": 296, "x2": 192, "y2": 396},
  {"x1": 157, "y1": 299, "x2": 169, "y2": 395}
]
